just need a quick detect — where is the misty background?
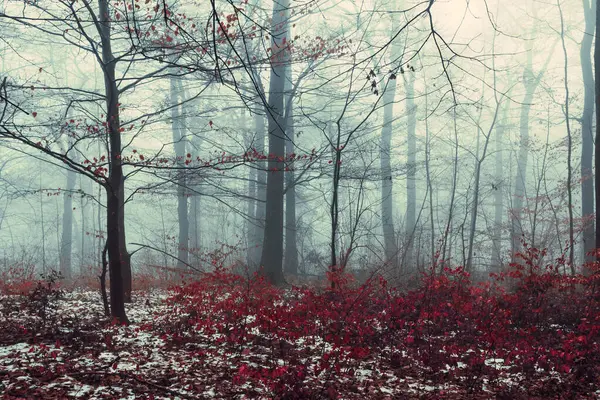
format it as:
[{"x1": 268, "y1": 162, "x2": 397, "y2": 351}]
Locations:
[{"x1": 0, "y1": 0, "x2": 592, "y2": 283}]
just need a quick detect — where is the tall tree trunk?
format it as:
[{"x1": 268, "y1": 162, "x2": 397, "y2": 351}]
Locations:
[
  {"x1": 187, "y1": 96, "x2": 202, "y2": 265},
  {"x1": 98, "y1": 0, "x2": 128, "y2": 323},
  {"x1": 441, "y1": 109, "x2": 459, "y2": 266},
  {"x1": 594, "y1": 0, "x2": 600, "y2": 264},
  {"x1": 491, "y1": 102, "x2": 508, "y2": 271},
  {"x1": 248, "y1": 113, "x2": 266, "y2": 270},
  {"x1": 511, "y1": 52, "x2": 536, "y2": 261},
  {"x1": 467, "y1": 97, "x2": 501, "y2": 273},
  {"x1": 246, "y1": 126, "x2": 257, "y2": 268},
  {"x1": 380, "y1": 21, "x2": 400, "y2": 271},
  {"x1": 170, "y1": 76, "x2": 189, "y2": 270},
  {"x1": 59, "y1": 162, "x2": 76, "y2": 280},
  {"x1": 511, "y1": 22, "x2": 555, "y2": 261},
  {"x1": 581, "y1": 0, "x2": 596, "y2": 267},
  {"x1": 424, "y1": 76, "x2": 435, "y2": 267},
  {"x1": 405, "y1": 72, "x2": 417, "y2": 271},
  {"x1": 118, "y1": 178, "x2": 131, "y2": 303},
  {"x1": 284, "y1": 66, "x2": 298, "y2": 275},
  {"x1": 259, "y1": 0, "x2": 290, "y2": 285},
  {"x1": 558, "y1": 0, "x2": 575, "y2": 271}
]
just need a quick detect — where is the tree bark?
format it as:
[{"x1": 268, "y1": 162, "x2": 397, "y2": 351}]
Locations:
[
  {"x1": 170, "y1": 76, "x2": 189, "y2": 271},
  {"x1": 118, "y1": 178, "x2": 132, "y2": 303},
  {"x1": 284, "y1": 65, "x2": 298, "y2": 275},
  {"x1": 491, "y1": 102, "x2": 508, "y2": 271},
  {"x1": 258, "y1": 0, "x2": 290, "y2": 285},
  {"x1": 594, "y1": 0, "x2": 600, "y2": 264},
  {"x1": 405, "y1": 72, "x2": 417, "y2": 270},
  {"x1": 98, "y1": 0, "x2": 128, "y2": 323},
  {"x1": 59, "y1": 165, "x2": 76, "y2": 280},
  {"x1": 581, "y1": 0, "x2": 596, "y2": 266},
  {"x1": 248, "y1": 113, "x2": 266, "y2": 270},
  {"x1": 380, "y1": 74, "x2": 398, "y2": 269}
]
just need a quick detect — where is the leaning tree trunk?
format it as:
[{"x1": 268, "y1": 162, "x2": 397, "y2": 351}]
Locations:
[
  {"x1": 581, "y1": 0, "x2": 596, "y2": 267},
  {"x1": 258, "y1": 0, "x2": 290, "y2": 285},
  {"x1": 98, "y1": 0, "x2": 128, "y2": 323}
]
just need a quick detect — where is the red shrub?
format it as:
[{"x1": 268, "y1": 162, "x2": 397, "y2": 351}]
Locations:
[{"x1": 148, "y1": 249, "x2": 600, "y2": 398}]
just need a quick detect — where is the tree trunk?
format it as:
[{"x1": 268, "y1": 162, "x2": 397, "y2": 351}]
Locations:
[
  {"x1": 59, "y1": 166, "x2": 76, "y2": 280},
  {"x1": 246, "y1": 128, "x2": 257, "y2": 268},
  {"x1": 558, "y1": 0, "x2": 575, "y2": 271},
  {"x1": 248, "y1": 113, "x2": 266, "y2": 270},
  {"x1": 99, "y1": 0, "x2": 128, "y2": 323},
  {"x1": 170, "y1": 76, "x2": 189, "y2": 271},
  {"x1": 511, "y1": 62, "x2": 535, "y2": 261},
  {"x1": 380, "y1": 74, "x2": 398, "y2": 269},
  {"x1": 491, "y1": 102, "x2": 508, "y2": 271},
  {"x1": 187, "y1": 96, "x2": 202, "y2": 265},
  {"x1": 118, "y1": 178, "x2": 132, "y2": 303},
  {"x1": 100, "y1": 241, "x2": 110, "y2": 317},
  {"x1": 284, "y1": 66, "x2": 298, "y2": 275},
  {"x1": 511, "y1": 22, "x2": 555, "y2": 261},
  {"x1": 581, "y1": 0, "x2": 596, "y2": 266},
  {"x1": 467, "y1": 95, "x2": 500, "y2": 273},
  {"x1": 594, "y1": 0, "x2": 600, "y2": 264},
  {"x1": 405, "y1": 72, "x2": 417, "y2": 271},
  {"x1": 259, "y1": 0, "x2": 290, "y2": 286}
]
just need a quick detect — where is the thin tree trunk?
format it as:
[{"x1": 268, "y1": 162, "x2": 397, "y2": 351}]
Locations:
[
  {"x1": 511, "y1": 26, "x2": 556, "y2": 261},
  {"x1": 170, "y1": 76, "x2": 189, "y2": 271},
  {"x1": 249, "y1": 113, "x2": 266, "y2": 270},
  {"x1": 511, "y1": 56, "x2": 536, "y2": 260},
  {"x1": 594, "y1": 0, "x2": 600, "y2": 264},
  {"x1": 380, "y1": 75, "x2": 397, "y2": 269},
  {"x1": 491, "y1": 102, "x2": 508, "y2": 271},
  {"x1": 39, "y1": 164, "x2": 47, "y2": 275},
  {"x1": 467, "y1": 94, "x2": 501, "y2": 273},
  {"x1": 558, "y1": 0, "x2": 575, "y2": 272},
  {"x1": 246, "y1": 125, "x2": 258, "y2": 268},
  {"x1": 59, "y1": 164, "x2": 76, "y2": 280},
  {"x1": 405, "y1": 72, "x2": 417, "y2": 271},
  {"x1": 424, "y1": 81, "x2": 435, "y2": 268},
  {"x1": 581, "y1": 0, "x2": 596, "y2": 267},
  {"x1": 441, "y1": 109, "x2": 459, "y2": 265}
]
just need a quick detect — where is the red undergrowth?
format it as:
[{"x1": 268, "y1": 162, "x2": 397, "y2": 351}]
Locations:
[{"x1": 150, "y1": 247, "x2": 600, "y2": 398}]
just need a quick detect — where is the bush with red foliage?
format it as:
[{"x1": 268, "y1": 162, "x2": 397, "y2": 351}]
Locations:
[
  {"x1": 146, "y1": 247, "x2": 600, "y2": 398},
  {"x1": 0, "y1": 262, "x2": 38, "y2": 295}
]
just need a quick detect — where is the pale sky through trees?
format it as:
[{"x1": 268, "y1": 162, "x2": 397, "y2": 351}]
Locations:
[{"x1": 0, "y1": 0, "x2": 594, "y2": 276}]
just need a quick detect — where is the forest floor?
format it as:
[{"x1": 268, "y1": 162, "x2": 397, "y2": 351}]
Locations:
[{"x1": 0, "y1": 266, "x2": 599, "y2": 399}]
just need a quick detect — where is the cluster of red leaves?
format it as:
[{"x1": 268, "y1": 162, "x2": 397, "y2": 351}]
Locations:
[
  {"x1": 150, "y1": 249, "x2": 600, "y2": 399},
  {"x1": 0, "y1": 263, "x2": 40, "y2": 295}
]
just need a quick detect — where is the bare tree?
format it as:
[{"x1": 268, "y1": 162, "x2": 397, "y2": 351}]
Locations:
[{"x1": 581, "y1": 0, "x2": 596, "y2": 266}]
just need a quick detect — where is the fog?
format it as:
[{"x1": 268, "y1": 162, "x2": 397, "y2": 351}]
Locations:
[{"x1": 0, "y1": 0, "x2": 594, "y2": 285}]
